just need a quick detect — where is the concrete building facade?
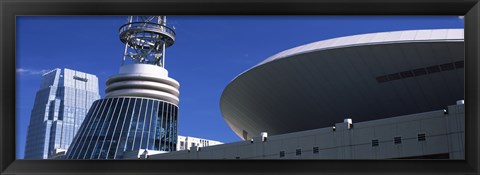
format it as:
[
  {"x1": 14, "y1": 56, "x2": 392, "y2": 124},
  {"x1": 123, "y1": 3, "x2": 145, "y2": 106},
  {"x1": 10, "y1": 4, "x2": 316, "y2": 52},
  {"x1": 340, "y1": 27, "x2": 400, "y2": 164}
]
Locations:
[
  {"x1": 151, "y1": 103, "x2": 464, "y2": 159},
  {"x1": 177, "y1": 136, "x2": 223, "y2": 151}
]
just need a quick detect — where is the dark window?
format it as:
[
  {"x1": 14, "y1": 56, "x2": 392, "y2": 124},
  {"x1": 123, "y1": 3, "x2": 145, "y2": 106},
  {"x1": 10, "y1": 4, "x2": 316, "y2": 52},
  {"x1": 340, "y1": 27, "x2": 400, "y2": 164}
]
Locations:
[
  {"x1": 73, "y1": 75, "x2": 88, "y2": 82},
  {"x1": 377, "y1": 60, "x2": 462, "y2": 84},
  {"x1": 180, "y1": 141, "x2": 184, "y2": 146},
  {"x1": 439, "y1": 63, "x2": 455, "y2": 71},
  {"x1": 413, "y1": 68, "x2": 427, "y2": 76},
  {"x1": 454, "y1": 61, "x2": 464, "y2": 69},
  {"x1": 418, "y1": 133, "x2": 426, "y2": 141},
  {"x1": 313, "y1": 147, "x2": 319, "y2": 154},
  {"x1": 242, "y1": 130, "x2": 248, "y2": 140},
  {"x1": 279, "y1": 151, "x2": 285, "y2": 158},
  {"x1": 426, "y1": 66, "x2": 440, "y2": 73},
  {"x1": 296, "y1": 149, "x2": 301, "y2": 156},
  {"x1": 235, "y1": 157, "x2": 240, "y2": 159},
  {"x1": 400, "y1": 71, "x2": 414, "y2": 78},
  {"x1": 376, "y1": 75, "x2": 389, "y2": 83},
  {"x1": 388, "y1": 73, "x2": 401, "y2": 80},
  {"x1": 394, "y1": 137, "x2": 402, "y2": 144},
  {"x1": 372, "y1": 139, "x2": 379, "y2": 147}
]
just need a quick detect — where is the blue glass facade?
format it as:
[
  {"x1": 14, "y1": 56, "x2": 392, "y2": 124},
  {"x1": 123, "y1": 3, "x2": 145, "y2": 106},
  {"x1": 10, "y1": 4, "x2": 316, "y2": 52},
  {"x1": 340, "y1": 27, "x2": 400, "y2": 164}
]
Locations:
[
  {"x1": 65, "y1": 97, "x2": 178, "y2": 159},
  {"x1": 24, "y1": 68, "x2": 100, "y2": 159}
]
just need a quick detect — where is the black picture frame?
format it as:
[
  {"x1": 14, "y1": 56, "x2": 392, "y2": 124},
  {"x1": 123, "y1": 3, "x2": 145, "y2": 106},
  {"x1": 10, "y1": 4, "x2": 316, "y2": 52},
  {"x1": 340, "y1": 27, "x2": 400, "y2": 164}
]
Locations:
[{"x1": 1, "y1": 0, "x2": 479, "y2": 174}]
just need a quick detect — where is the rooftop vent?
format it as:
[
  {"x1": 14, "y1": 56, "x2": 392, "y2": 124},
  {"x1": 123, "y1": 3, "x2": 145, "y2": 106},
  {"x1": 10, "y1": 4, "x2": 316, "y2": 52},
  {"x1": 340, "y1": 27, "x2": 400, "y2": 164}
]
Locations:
[
  {"x1": 344, "y1": 118, "x2": 353, "y2": 129},
  {"x1": 260, "y1": 132, "x2": 268, "y2": 142}
]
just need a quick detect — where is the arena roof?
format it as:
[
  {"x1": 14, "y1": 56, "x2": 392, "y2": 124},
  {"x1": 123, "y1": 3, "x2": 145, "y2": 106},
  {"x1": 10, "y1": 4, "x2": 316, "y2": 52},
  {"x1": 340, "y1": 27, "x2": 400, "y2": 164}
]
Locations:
[{"x1": 220, "y1": 29, "x2": 464, "y2": 140}]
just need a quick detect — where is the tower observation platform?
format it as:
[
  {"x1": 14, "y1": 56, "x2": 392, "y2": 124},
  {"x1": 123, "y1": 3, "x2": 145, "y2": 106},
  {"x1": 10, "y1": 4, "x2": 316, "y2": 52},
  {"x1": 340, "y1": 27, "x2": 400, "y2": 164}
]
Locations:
[{"x1": 66, "y1": 16, "x2": 180, "y2": 159}]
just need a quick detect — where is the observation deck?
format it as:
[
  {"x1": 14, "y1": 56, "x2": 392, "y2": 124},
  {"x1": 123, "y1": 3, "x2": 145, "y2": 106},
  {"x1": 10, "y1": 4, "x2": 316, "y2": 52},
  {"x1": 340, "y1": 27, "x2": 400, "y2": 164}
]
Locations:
[{"x1": 119, "y1": 22, "x2": 176, "y2": 49}]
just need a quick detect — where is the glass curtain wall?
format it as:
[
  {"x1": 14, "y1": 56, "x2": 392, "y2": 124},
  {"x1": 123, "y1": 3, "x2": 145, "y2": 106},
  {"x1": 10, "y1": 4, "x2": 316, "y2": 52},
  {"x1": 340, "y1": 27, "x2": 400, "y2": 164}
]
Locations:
[{"x1": 65, "y1": 97, "x2": 178, "y2": 159}]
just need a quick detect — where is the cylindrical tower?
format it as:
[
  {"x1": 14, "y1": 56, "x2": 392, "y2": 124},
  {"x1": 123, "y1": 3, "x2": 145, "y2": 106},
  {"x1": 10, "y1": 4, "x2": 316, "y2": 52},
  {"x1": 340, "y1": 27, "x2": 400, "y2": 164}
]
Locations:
[{"x1": 66, "y1": 16, "x2": 180, "y2": 159}]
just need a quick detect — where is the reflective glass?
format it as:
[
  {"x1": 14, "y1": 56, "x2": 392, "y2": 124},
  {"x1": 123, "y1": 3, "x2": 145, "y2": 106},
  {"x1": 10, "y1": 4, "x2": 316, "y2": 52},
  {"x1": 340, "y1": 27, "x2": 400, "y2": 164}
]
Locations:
[
  {"x1": 73, "y1": 98, "x2": 107, "y2": 159},
  {"x1": 125, "y1": 98, "x2": 141, "y2": 151},
  {"x1": 83, "y1": 98, "x2": 113, "y2": 159},
  {"x1": 114, "y1": 98, "x2": 134, "y2": 159},
  {"x1": 140, "y1": 99, "x2": 153, "y2": 149},
  {"x1": 66, "y1": 97, "x2": 179, "y2": 159}
]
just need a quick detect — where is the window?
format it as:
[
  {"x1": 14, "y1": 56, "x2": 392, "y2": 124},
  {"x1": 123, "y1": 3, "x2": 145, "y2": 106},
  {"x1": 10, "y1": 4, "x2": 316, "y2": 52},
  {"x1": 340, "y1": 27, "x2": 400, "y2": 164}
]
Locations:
[
  {"x1": 426, "y1": 66, "x2": 440, "y2": 73},
  {"x1": 191, "y1": 143, "x2": 195, "y2": 147},
  {"x1": 376, "y1": 76, "x2": 389, "y2": 83},
  {"x1": 394, "y1": 137, "x2": 402, "y2": 144},
  {"x1": 296, "y1": 149, "x2": 301, "y2": 156},
  {"x1": 418, "y1": 133, "x2": 426, "y2": 141},
  {"x1": 180, "y1": 141, "x2": 184, "y2": 146},
  {"x1": 313, "y1": 147, "x2": 319, "y2": 154},
  {"x1": 279, "y1": 151, "x2": 285, "y2": 158},
  {"x1": 454, "y1": 60, "x2": 464, "y2": 68},
  {"x1": 372, "y1": 139, "x2": 379, "y2": 147},
  {"x1": 242, "y1": 130, "x2": 248, "y2": 140},
  {"x1": 400, "y1": 71, "x2": 414, "y2": 78},
  {"x1": 440, "y1": 63, "x2": 454, "y2": 71},
  {"x1": 413, "y1": 68, "x2": 427, "y2": 76},
  {"x1": 388, "y1": 73, "x2": 401, "y2": 80}
]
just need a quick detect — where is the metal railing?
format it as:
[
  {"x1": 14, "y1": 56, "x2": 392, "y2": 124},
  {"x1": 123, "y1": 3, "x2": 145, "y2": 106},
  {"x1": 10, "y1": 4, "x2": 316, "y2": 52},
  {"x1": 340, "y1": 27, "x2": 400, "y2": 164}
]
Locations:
[{"x1": 119, "y1": 22, "x2": 176, "y2": 38}]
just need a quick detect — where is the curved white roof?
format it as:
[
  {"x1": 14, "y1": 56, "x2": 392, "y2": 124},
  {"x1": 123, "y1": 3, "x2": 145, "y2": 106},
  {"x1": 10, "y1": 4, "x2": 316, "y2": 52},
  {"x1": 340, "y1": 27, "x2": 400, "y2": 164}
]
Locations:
[
  {"x1": 221, "y1": 29, "x2": 464, "y2": 140},
  {"x1": 258, "y1": 29, "x2": 463, "y2": 67}
]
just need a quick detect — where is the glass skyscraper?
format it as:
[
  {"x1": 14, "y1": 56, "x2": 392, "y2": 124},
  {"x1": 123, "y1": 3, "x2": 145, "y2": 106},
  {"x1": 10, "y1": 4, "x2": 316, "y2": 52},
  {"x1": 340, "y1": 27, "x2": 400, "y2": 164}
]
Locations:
[
  {"x1": 65, "y1": 16, "x2": 180, "y2": 159},
  {"x1": 24, "y1": 68, "x2": 100, "y2": 159}
]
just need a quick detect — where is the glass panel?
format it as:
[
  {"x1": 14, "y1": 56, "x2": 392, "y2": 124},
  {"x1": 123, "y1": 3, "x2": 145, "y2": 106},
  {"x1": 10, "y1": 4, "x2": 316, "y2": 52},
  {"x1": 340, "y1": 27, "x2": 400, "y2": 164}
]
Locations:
[
  {"x1": 125, "y1": 98, "x2": 141, "y2": 151},
  {"x1": 90, "y1": 98, "x2": 118, "y2": 159},
  {"x1": 133, "y1": 99, "x2": 148, "y2": 150},
  {"x1": 148, "y1": 100, "x2": 159, "y2": 150},
  {"x1": 75, "y1": 98, "x2": 109, "y2": 159},
  {"x1": 161, "y1": 103, "x2": 169, "y2": 151},
  {"x1": 155, "y1": 101, "x2": 165, "y2": 150},
  {"x1": 114, "y1": 98, "x2": 134, "y2": 159},
  {"x1": 166, "y1": 103, "x2": 172, "y2": 151},
  {"x1": 72, "y1": 99, "x2": 102, "y2": 159},
  {"x1": 140, "y1": 99, "x2": 153, "y2": 149},
  {"x1": 154, "y1": 101, "x2": 161, "y2": 150},
  {"x1": 103, "y1": 98, "x2": 129, "y2": 159},
  {"x1": 85, "y1": 98, "x2": 115, "y2": 159},
  {"x1": 103, "y1": 98, "x2": 128, "y2": 159},
  {"x1": 172, "y1": 105, "x2": 178, "y2": 151},
  {"x1": 67, "y1": 100, "x2": 99, "y2": 159}
]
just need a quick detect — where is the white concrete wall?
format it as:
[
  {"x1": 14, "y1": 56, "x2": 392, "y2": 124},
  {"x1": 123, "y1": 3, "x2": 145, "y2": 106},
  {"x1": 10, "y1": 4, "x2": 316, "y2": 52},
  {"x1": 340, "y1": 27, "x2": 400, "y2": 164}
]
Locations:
[
  {"x1": 151, "y1": 104, "x2": 464, "y2": 160},
  {"x1": 177, "y1": 135, "x2": 223, "y2": 151}
]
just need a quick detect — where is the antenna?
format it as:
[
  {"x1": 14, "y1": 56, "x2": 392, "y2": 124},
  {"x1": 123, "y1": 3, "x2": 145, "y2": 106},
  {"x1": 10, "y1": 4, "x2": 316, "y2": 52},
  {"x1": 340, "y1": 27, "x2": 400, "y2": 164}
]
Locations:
[{"x1": 119, "y1": 16, "x2": 175, "y2": 68}]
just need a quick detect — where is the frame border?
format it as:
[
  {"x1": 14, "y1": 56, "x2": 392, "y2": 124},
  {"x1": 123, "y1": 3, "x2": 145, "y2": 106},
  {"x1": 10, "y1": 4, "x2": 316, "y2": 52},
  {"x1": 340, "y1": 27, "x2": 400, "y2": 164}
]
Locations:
[{"x1": 1, "y1": 0, "x2": 479, "y2": 174}]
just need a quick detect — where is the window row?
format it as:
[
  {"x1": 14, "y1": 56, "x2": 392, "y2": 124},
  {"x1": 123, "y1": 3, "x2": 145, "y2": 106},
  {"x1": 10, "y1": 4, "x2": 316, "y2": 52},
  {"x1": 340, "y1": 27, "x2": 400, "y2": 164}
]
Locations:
[
  {"x1": 371, "y1": 133, "x2": 426, "y2": 147},
  {"x1": 279, "y1": 147, "x2": 318, "y2": 158},
  {"x1": 277, "y1": 133, "x2": 428, "y2": 157}
]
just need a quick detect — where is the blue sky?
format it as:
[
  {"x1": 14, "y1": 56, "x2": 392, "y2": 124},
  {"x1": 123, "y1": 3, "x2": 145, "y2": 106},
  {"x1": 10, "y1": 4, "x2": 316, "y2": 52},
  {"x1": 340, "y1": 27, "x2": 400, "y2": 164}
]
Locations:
[{"x1": 16, "y1": 16, "x2": 464, "y2": 159}]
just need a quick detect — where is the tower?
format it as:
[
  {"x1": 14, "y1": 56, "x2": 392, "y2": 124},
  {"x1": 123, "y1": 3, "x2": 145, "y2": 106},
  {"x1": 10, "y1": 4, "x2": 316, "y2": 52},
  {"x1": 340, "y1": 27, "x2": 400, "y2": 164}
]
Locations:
[
  {"x1": 65, "y1": 16, "x2": 180, "y2": 159},
  {"x1": 24, "y1": 68, "x2": 100, "y2": 159}
]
